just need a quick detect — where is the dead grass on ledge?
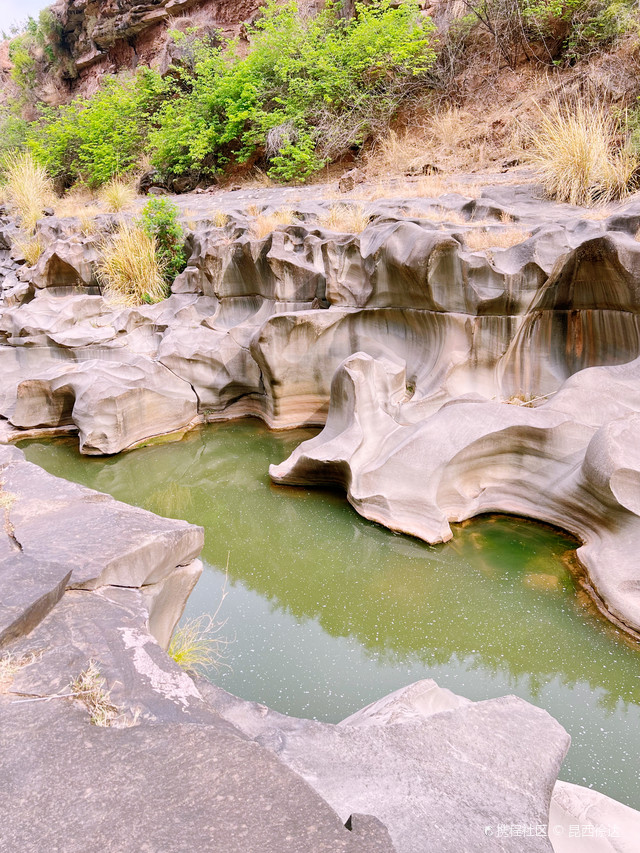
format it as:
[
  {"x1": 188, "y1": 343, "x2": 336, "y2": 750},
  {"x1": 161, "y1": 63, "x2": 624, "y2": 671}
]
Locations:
[
  {"x1": 317, "y1": 203, "x2": 370, "y2": 233},
  {"x1": 529, "y1": 100, "x2": 638, "y2": 206},
  {"x1": 210, "y1": 209, "x2": 230, "y2": 227},
  {"x1": 503, "y1": 392, "x2": 551, "y2": 407},
  {"x1": 71, "y1": 660, "x2": 135, "y2": 727},
  {"x1": 96, "y1": 224, "x2": 167, "y2": 306},
  {"x1": 250, "y1": 208, "x2": 298, "y2": 238},
  {"x1": 403, "y1": 206, "x2": 467, "y2": 225},
  {"x1": 13, "y1": 232, "x2": 45, "y2": 266},
  {"x1": 0, "y1": 652, "x2": 40, "y2": 693},
  {"x1": 99, "y1": 178, "x2": 137, "y2": 213},
  {"x1": 464, "y1": 227, "x2": 530, "y2": 251}
]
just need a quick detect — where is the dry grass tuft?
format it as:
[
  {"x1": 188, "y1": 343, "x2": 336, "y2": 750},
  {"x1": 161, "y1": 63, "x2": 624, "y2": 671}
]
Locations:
[
  {"x1": 503, "y1": 392, "x2": 550, "y2": 407},
  {"x1": 169, "y1": 566, "x2": 230, "y2": 675},
  {"x1": 0, "y1": 652, "x2": 39, "y2": 692},
  {"x1": 529, "y1": 101, "x2": 638, "y2": 206},
  {"x1": 55, "y1": 186, "x2": 100, "y2": 220},
  {"x1": 71, "y1": 661, "x2": 121, "y2": 726},
  {"x1": 13, "y1": 232, "x2": 45, "y2": 266},
  {"x1": 211, "y1": 209, "x2": 230, "y2": 228},
  {"x1": 2, "y1": 151, "x2": 55, "y2": 233},
  {"x1": 318, "y1": 203, "x2": 370, "y2": 232},
  {"x1": 246, "y1": 203, "x2": 262, "y2": 217},
  {"x1": 251, "y1": 208, "x2": 297, "y2": 238},
  {"x1": 100, "y1": 178, "x2": 137, "y2": 213},
  {"x1": 96, "y1": 224, "x2": 167, "y2": 306},
  {"x1": 464, "y1": 227, "x2": 530, "y2": 250},
  {"x1": 404, "y1": 206, "x2": 466, "y2": 225}
]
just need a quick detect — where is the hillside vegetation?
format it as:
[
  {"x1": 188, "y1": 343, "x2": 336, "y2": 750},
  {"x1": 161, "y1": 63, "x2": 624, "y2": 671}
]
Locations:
[{"x1": 1, "y1": 0, "x2": 640, "y2": 202}]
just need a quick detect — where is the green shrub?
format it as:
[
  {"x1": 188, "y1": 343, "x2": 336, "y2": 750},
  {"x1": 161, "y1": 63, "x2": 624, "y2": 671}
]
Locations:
[
  {"x1": 0, "y1": 106, "x2": 28, "y2": 158},
  {"x1": 27, "y1": 70, "x2": 167, "y2": 188},
  {"x1": 148, "y1": 0, "x2": 437, "y2": 182},
  {"x1": 139, "y1": 198, "x2": 187, "y2": 284}
]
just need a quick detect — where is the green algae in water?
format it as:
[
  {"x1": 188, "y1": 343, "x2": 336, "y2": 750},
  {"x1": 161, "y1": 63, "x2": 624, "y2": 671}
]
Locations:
[{"x1": 20, "y1": 420, "x2": 640, "y2": 809}]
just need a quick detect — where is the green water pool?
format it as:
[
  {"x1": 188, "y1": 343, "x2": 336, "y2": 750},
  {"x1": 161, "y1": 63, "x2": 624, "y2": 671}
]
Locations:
[{"x1": 20, "y1": 420, "x2": 640, "y2": 808}]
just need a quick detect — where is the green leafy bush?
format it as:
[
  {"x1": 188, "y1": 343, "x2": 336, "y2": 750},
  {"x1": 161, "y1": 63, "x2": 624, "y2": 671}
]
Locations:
[
  {"x1": 148, "y1": 0, "x2": 437, "y2": 182},
  {"x1": 139, "y1": 198, "x2": 187, "y2": 284},
  {"x1": 27, "y1": 70, "x2": 167, "y2": 188}
]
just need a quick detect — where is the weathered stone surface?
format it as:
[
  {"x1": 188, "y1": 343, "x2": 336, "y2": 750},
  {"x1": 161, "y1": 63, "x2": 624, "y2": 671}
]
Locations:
[
  {"x1": 270, "y1": 350, "x2": 640, "y2": 635},
  {"x1": 6, "y1": 584, "x2": 218, "y2": 724},
  {"x1": 198, "y1": 679, "x2": 569, "y2": 853},
  {"x1": 4, "y1": 182, "x2": 640, "y2": 641},
  {"x1": 0, "y1": 444, "x2": 203, "y2": 591},
  {"x1": 550, "y1": 781, "x2": 640, "y2": 853},
  {"x1": 0, "y1": 699, "x2": 395, "y2": 853}
]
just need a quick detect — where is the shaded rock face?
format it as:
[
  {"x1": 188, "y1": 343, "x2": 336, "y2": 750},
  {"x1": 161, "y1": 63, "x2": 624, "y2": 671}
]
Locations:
[{"x1": 45, "y1": 0, "x2": 264, "y2": 99}]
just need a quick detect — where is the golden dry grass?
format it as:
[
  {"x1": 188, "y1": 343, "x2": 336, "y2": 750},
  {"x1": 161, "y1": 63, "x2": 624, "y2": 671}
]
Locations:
[
  {"x1": 13, "y1": 232, "x2": 45, "y2": 266},
  {"x1": 464, "y1": 227, "x2": 530, "y2": 250},
  {"x1": 55, "y1": 186, "x2": 100, "y2": 219},
  {"x1": 404, "y1": 206, "x2": 467, "y2": 225},
  {"x1": 2, "y1": 151, "x2": 55, "y2": 233},
  {"x1": 210, "y1": 209, "x2": 230, "y2": 227},
  {"x1": 317, "y1": 203, "x2": 370, "y2": 232},
  {"x1": 100, "y1": 178, "x2": 137, "y2": 213},
  {"x1": 96, "y1": 224, "x2": 167, "y2": 306},
  {"x1": 251, "y1": 208, "x2": 297, "y2": 237},
  {"x1": 246, "y1": 203, "x2": 262, "y2": 217},
  {"x1": 529, "y1": 101, "x2": 638, "y2": 206}
]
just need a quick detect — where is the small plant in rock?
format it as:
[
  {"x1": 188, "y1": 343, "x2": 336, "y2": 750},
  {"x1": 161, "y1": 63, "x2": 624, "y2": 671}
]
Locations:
[
  {"x1": 211, "y1": 209, "x2": 230, "y2": 227},
  {"x1": 318, "y1": 204, "x2": 370, "y2": 233},
  {"x1": 71, "y1": 661, "x2": 121, "y2": 726},
  {"x1": 250, "y1": 208, "x2": 297, "y2": 238},
  {"x1": 464, "y1": 227, "x2": 529, "y2": 250},
  {"x1": 139, "y1": 198, "x2": 187, "y2": 285},
  {"x1": 168, "y1": 614, "x2": 231, "y2": 675},
  {"x1": 169, "y1": 572, "x2": 230, "y2": 676},
  {"x1": 97, "y1": 223, "x2": 168, "y2": 306}
]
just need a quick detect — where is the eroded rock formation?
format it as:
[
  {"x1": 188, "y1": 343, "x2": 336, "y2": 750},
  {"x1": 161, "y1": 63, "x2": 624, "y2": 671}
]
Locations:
[{"x1": 3, "y1": 182, "x2": 640, "y2": 641}]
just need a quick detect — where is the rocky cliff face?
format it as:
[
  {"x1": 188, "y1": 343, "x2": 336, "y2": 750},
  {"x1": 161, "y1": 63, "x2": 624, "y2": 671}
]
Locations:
[{"x1": 1, "y1": 0, "x2": 265, "y2": 104}]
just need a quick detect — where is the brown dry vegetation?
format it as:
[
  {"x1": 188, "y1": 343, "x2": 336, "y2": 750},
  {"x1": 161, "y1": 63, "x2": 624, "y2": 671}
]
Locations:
[
  {"x1": 464, "y1": 227, "x2": 530, "y2": 250},
  {"x1": 250, "y1": 208, "x2": 298, "y2": 237},
  {"x1": 318, "y1": 204, "x2": 370, "y2": 232}
]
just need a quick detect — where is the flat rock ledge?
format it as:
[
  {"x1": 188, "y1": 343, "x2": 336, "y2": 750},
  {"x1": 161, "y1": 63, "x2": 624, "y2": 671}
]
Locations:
[{"x1": 0, "y1": 447, "x2": 639, "y2": 851}]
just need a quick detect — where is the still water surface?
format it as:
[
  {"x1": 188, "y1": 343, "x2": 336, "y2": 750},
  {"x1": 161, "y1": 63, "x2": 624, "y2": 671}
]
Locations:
[{"x1": 21, "y1": 420, "x2": 640, "y2": 808}]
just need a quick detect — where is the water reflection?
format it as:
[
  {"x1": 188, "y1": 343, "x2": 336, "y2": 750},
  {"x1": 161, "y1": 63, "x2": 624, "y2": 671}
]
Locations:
[{"x1": 20, "y1": 421, "x2": 640, "y2": 807}]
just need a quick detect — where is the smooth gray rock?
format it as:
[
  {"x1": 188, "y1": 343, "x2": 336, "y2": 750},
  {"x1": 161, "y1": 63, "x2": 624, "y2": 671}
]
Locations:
[
  {"x1": 198, "y1": 679, "x2": 569, "y2": 853},
  {"x1": 0, "y1": 445, "x2": 203, "y2": 591},
  {"x1": 0, "y1": 699, "x2": 395, "y2": 853}
]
